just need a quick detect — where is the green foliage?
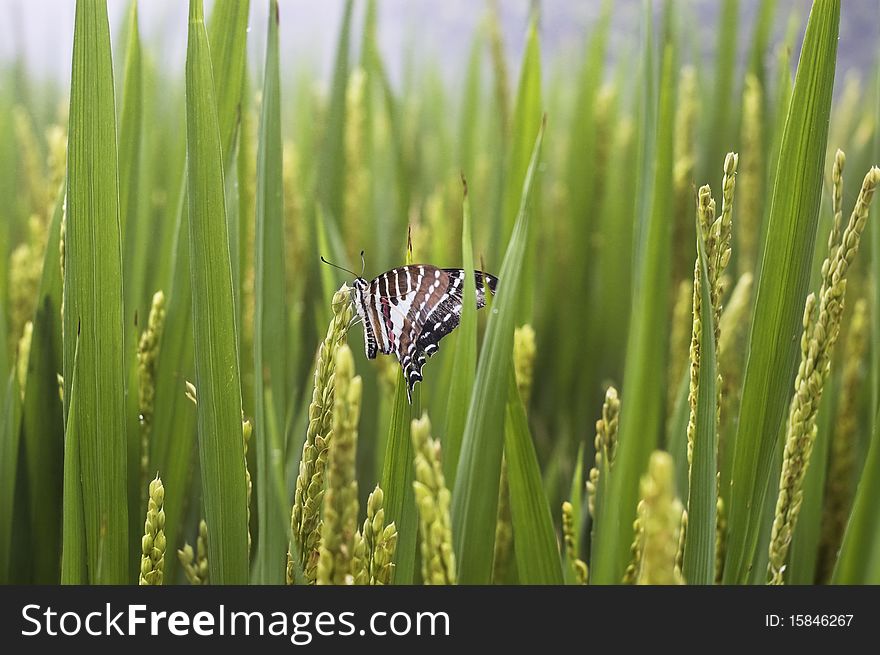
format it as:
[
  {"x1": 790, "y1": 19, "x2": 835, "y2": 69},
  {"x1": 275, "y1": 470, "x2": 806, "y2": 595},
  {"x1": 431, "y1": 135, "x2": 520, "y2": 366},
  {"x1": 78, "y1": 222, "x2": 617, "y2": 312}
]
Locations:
[
  {"x1": 185, "y1": 0, "x2": 249, "y2": 584},
  {"x1": 1, "y1": 0, "x2": 877, "y2": 587},
  {"x1": 63, "y1": 0, "x2": 129, "y2": 584}
]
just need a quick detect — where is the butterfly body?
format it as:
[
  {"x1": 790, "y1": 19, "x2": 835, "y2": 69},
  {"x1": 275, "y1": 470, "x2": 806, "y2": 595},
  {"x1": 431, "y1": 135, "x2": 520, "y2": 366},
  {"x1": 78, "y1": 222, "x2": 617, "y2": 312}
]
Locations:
[{"x1": 349, "y1": 264, "x2": 498, "y2": 402}]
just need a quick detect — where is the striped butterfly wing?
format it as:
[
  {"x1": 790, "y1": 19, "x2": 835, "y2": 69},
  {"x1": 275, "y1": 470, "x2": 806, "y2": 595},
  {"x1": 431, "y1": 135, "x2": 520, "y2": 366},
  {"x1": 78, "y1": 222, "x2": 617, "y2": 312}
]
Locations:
[{"x1": 363, "y1": 265, "x2": 497, "y2": 401}]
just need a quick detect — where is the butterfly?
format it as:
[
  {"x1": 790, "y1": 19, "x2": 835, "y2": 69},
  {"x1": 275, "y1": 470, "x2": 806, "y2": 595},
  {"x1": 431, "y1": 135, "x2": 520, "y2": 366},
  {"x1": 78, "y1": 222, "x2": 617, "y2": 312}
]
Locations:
[{"x1": 323, "y1": 254, "x2": 498, "y2": 402}]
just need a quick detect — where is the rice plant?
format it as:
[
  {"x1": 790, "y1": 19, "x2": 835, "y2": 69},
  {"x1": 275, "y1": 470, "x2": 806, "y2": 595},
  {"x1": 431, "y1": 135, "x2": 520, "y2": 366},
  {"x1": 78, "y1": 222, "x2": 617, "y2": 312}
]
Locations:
[{"x1": 1, "y1": 0, "x2": 879, "y2": 586}]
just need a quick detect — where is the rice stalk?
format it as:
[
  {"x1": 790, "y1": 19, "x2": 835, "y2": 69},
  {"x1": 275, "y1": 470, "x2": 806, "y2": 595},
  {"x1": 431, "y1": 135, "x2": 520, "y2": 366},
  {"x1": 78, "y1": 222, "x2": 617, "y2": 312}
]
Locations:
[
  {"x1": 137, "y1": 290, "x2": 165, "y2": 490},
  {"x1": 317, "y1": 344, "x2": 361, "y2": 585},
  {"x1": 768, "y1": 164, "x2": 879, "y2": 584},
  {"x1": 287, "y1": 285, "x2": 352, "y2": 584}
]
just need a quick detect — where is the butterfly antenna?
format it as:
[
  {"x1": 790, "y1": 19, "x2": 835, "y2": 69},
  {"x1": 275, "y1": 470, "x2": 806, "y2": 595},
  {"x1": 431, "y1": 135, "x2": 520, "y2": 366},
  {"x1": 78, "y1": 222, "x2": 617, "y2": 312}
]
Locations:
[{"x1": 320, "y1": 255, "x2": 358, "y2": 278}]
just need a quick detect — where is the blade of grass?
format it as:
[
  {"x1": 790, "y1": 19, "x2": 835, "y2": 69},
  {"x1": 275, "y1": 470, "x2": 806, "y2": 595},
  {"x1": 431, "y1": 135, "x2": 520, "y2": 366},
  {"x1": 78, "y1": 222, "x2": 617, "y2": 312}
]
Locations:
[
  {"x1": 834, "y1": 407, "x2": 880, "y2": 583},
  {"x1": 207, "y1": 0, "x2": 249, "y2": 163},
  {"x1": 451, "y1": 118, "x2": 544, "y2": 584},
  {"x1": 20, "y1": 183, "x2": 65, "y2": 583},
  {"x1": 61, "y1": 334, "x2": 87, "y2": 584},
  {"x1": 380, "y1": 372, "x2": 419, "y2": 584},
  {"x1": 504, "y1": 373, "x2": 564, "y2": 584},
  {"x1": 150, "y1": 0, "x2": 250, "y2": 581},
  {"x1": 786, "y1": 385, "x2": 833, "y2": 583},
  {"x1": 185, "y1": 0, "x2": 249, "y2": 584},
  {"x1": 317, "y1": 0, "x2": 353, "y2": 227},
  {"x1": 723, "y1": 0, "x2": 840, "y2": 584},
  {"x1": 502, "y1": 15, "x2": 541, "y2": 318},
  {"x1": 252, "y1": 0, "x2": 288, "y2": 584},
  {"x1": 442, "y1": 176, "x2": 477, "y2": 486},
  {"x1": 591, "y1": 19, "x2": 675, "y2": 583},
  {"x1": 703, "y1": 0, "x2": 739, "y2": 180},
  {"x1": 120, "y1": 0, "x2": 144, "y2": 322},
  {"x1": 63, "y1": 0, "x2": 129, "y2": 584},
  {"x1": 682, "y1": 223, "x2": 718, "y2": 585},
  {"x1": 0, "y1": 369, "x2": 22, "y2": 583}
]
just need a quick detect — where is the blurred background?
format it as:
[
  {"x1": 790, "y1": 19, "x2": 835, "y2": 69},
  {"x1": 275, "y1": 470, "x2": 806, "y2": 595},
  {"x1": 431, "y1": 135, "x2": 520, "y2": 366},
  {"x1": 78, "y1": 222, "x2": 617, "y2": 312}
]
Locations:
[{"x1": 1, "y1": 1, "x2": 878, "y2": 89}]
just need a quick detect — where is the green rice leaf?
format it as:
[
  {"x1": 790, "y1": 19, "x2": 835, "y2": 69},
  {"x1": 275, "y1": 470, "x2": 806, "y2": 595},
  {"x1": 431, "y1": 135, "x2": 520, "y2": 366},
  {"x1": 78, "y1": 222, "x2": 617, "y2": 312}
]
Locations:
[
  {"x1": 252, "y1": 0, "x2": 288, "y2": 584},
  {"x1": 150, "y1": 0, "x2": 250, "y2": 582},
  {"x1": 442, "y1": 177, "x2": 477, "y2": 486},
  {"x1": 63, "y1": 0, "x2": 129, "y2": 584},
  {"x1": 723, "y1": 0, "x2": 840, "y2": 584},
  {"x1": 0, "y1": 369, "x2": 22, "y2": 583},
  {"x1": 185, "y1": 0, "x2": 249, "y2": 584},
  {"x1": 451, "y1": 118, "x2": 545, "y2": 585},
  {"x1": 379, "y1": 372, "x2": 419, "y2": 584},
  {"x1": 119, "y1": 0, "x2": 144, "y2": 321},
  {"x1": 682, "y1": 222, "x2": 718, "y2": 585},
  {"x1": 206, "y1": 0, "x2": 249, "y2": 162},
  {"x1": 834, "y1": 407, "x2": 880, "y2": 583},
  {"x1": 505, "y1": 373, "x2": 564, "y2": 584},
  {"x1": 61, "y1": 333, "x2": 86, "y2": 584},
  {"x1": 20, "y1": 184, "x2": 65, "y2": 583},
  {"x1": 317, "y1": 0, "x2": 353, "y2": 227},
  {"x1": 590, "y1": 22, "x2": 675, "y2": 583}
]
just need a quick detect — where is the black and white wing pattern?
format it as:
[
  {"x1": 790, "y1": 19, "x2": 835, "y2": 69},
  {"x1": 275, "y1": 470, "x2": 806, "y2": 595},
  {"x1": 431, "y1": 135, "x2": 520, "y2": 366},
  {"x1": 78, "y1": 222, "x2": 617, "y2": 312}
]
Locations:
[{"x1": 350, "y1": 265, "x2": 498, "y2": 402}]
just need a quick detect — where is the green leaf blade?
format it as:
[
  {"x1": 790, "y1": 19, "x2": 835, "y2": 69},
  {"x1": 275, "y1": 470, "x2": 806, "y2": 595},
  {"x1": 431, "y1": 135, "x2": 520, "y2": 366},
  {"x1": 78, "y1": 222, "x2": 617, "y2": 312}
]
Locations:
[
  {"x1": 682, "y1": 226, "x2": 718, "y2": 585},
  {"x1": 253, "y1": 0, "x2": 289, "y2": 584},
  {"x1": 185, "y1": 0, "x2": 249, "y2": 585},
  {"x1": 63, "y1": 0, "x2": 129, "y2": 584},
  {"x1": 442, "y1": 179, "x2": 477, "y2": 486},
  {"x1": 451, "y1": 120, "x2": 545, "y2": 585},
  {"x1": 723, "y1": 0, "x2": 840, "y2": 584},
  {"x1": 505, "y1": 374, "x2": 564, "y2": 585}
]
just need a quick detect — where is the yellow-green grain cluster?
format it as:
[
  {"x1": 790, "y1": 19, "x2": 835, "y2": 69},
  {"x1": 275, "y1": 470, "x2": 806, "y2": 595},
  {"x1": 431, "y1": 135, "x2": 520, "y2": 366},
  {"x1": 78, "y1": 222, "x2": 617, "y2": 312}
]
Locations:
[
  {"x1": 513, "y1": 324, "x2": 536, "y2": 404},
  {"x1": 288, "y1": 285, "x2": 353, "y2": 584},
  {"x1": 9, "y1": 216, "x2": 45, "y2": 348},
  {"x1": 137, "y1": 290, "x2": 165, "y2": 485},
  {"x1": 768, "y1": 163, "x2": 879, "y2": 584},
  {"x1": 686, "y1": 153, "x2": 737, "y2": 472},
  {"x1": 178, "y1": 519, "x2": 208, "y2": 585},
  {"x1": 817, "y1": 297, "x2": 868, "y2": 582},
  {"x1": 668, "y1": 279, "x2": 693, "y2": 416},
  {"x1": 561, "y1": 500, "x2": 587, "y2": 584},
  {"x1": 635, "y1": 451, "x2": 685, "y2": 585},
  {"x1": 587, "y1": 386, "x2": 620, "y2": 518},
  {"x1": 352, "y1": 486, "x2": 398, "y2": 585},
  {"x1": 411, "y1": 412, "x2": 456, "y2": 585},
  {"x1": 139, "y1": 475, "x2": 166, "y2": 585},
  {"x1": 317, "y1": 344, "x2": 362, "y2": 585}
]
